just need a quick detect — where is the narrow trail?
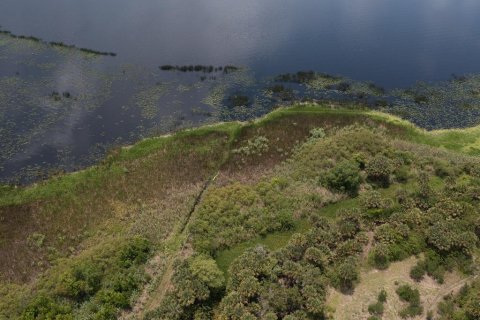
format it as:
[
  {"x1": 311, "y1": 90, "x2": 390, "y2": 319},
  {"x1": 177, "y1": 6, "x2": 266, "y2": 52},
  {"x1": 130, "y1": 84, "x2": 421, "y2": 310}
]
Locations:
[
  {"x1": 130, "y1": 172, "x2": 220, "y2": 318},
  {"x1": 427, "y1": 274, "x2": 478, "y2": 315}
]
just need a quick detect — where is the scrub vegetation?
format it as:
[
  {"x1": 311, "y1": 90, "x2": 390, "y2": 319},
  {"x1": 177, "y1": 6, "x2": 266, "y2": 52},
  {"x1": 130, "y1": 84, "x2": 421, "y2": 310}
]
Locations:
[{"x1": 1, "y1": 104, "x2": 480, "y2": 319}]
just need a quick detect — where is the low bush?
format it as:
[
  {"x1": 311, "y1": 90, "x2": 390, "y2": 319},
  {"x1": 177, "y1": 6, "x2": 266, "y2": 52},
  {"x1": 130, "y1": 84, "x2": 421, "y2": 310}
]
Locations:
[
  {"x1": 324, "y1": 160, "x2": 361, "y2": 195},
  {"x1": 409, "y1": 262, "x2": 426, "y2": 282},
  {"x1": 366, "y1": 155, "x2": 393, "y2": 187},
  {"x1": 368, "y1": 301, "x2": 384, "y2": 316},
  {"x1": 396, "y1": 284, "x2": 423, "y2": 318}
]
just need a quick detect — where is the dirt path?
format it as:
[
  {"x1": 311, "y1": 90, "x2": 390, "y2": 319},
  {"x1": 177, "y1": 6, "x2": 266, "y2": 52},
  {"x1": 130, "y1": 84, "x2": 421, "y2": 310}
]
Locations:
[
  {"x1": 426, "y1": 274, "x2": 478, "y2": 316},
  {"x1": 362, "y1": 231, "x2": 375, "y2": 260},
  {"x1": 121, "y1": 172, "x2": 219, "y2": 319}
]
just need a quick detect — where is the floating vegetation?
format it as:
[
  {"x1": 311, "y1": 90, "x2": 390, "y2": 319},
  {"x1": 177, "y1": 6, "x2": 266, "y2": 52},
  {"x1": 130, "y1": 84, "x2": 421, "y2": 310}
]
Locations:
[
  {"x1": 266, "y1": 85, "x2": 295, "y2": 101},
  {"x1": 133, "y1": 83, "x2": 170, "y2": 120},
  {"x1": 50, "y1": 41, "x2": 116, "y2": 57},
  {"x1": 49, "y1": 91, "x2": 73, "y2": 101},
  {"x1": 384, "y1": 74, "x2": 480, "y2": 129},
  {"x1": 276, "y1": 71, "x2": 341, "y2": 84},
  {"x1": 159, "y1": 64, "x2": 239, "y2": 74},
  {"x1": 228, "y1": 94, "x2": 250, "y2": 107},
  {"x1": 0, "y1": 27, "x2": 116, "y2": 57}
]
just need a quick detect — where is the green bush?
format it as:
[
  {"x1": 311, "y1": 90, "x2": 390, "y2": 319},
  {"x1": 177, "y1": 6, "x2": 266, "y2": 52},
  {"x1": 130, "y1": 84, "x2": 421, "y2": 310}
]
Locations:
[
  {"x1": 396, "y1": 284, "x2": 423, "y2": 318},
  {"x1": 57, "y1": 261, "x2": 103, "y2": 301},
  {"x1": 394, "y1": 165, "x2": 410, "y2": 183},
  {"x1": 189, "y1": 255, "x2": 225, "y2": 289},
  {"x1": 333, "y1": 258, "x2": 359, "y2": 291},
  {"x1": 398, "y1": 304, "x2": 423, "y2": 318},
  {"x1": 366, "y1": 155, "x2": 393, "y2": 187},
  {"x1": 409, "y1": 262, "x2": 426, "y2": 282},
  {"x1": 368, "y1": 301, "x2": 384, "y2": 316},
  {"x1": 370, "y1": 244, "x2": 390, "y2": 270},
  {"x1": 378, "y1": 289, "x2": 387, "y2": 303},
  {"x1": 21, "y1": 295, "x2": 73, "y2": 320},
  {"x1": 396, "y1": 284, "x2": 423, "y2": 317},
  {"x1": 396, "y1": 284, "x2": 420, "y2": 305},
  {"x1": 324, "y1": 160, "x2": 361, "y2": 194},
  {"x1": 119, "y1": 237, "x2": 151, "y2": 268}
]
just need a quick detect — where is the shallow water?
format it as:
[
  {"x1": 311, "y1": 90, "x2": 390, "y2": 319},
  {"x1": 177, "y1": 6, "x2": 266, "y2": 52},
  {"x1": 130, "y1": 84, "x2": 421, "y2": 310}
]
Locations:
[{"x1": 1, "y1": 0, "x2": 480, "y2": 183}]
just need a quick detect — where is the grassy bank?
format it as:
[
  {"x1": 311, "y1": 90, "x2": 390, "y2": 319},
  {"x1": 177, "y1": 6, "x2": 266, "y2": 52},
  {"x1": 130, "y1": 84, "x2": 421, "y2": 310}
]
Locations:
[{"x1": 2, "y1": 102, "x2": 480, "y2": 319}]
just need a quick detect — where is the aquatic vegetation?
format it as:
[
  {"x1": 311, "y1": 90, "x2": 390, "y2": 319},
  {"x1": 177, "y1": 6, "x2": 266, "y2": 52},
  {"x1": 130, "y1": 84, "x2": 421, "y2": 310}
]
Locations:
[
  {"x1": 0, "y1": 27, "x2": 116, "y2": 57},
  {"x1": 228, "y1": 94, "x2": 250, "y2": 107},
  {"x1": 267, "y1": 84, "x2": 295, "y2": 101},
  {"x1": 133, "y1": 83, "x2": 170, "y2": 119},
  {"x1": 50, "y1": 41, "x2": 117, "y2": 57},
  {"x1": 276, "y1": 70, "x2": 318, "y2": 83},
  {"x1": 159, "y1": 64, "x2": 239, "y2": 74},
  {"x1": 385, "y1": 74, "x2": 480, "y2": 129}
]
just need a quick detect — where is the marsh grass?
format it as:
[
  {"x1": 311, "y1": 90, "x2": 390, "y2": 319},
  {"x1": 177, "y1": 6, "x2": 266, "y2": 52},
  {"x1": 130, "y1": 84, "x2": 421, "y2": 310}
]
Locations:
[{"x1": 0, "y1": 125, "x2": 237, "y2": 282}]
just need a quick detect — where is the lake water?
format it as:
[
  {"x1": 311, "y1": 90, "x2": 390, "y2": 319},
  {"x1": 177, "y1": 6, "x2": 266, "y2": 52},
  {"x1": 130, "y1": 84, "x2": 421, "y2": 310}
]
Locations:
[{"x1": 1, "y1": 0, "x2": 480, "y2": 183}]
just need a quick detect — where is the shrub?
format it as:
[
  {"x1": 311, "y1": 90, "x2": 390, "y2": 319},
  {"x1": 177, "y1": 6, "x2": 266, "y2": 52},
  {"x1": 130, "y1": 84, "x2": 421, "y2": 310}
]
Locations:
[
  {"x1": 21, "y1": 295, "x2": 73, "y2": 319},
  {"x1": 189, "y1": 255, "x2": 225, "y2": 289},
  {"x1": 465, "y1": 292, "x2": 480, "y2": 319},
  {"x1": 304, "y1": 247, "x2": 327, "y2": 268},
  {"x1": 119, "y1": 237, "x2": 151, "y2": 268},
  {"x1": 396, "y1": 284, "x2": 420, "y2": 305},
  {"x1": 333, "y1": 259, "x2": 359, "y2": 291},
  {"x1": 396, "y1": 284, "x2": 423, "y2": 317},
  {"x1": 360, "y1": 190, "x2": 392, "y2": 214},
  {"x1": 378, "y1": 289, "x2": 387, "y2": 303},
  {"x1": 399, "y1": 304, "x2": 423, "y2": 318},
  {"x1": 410, "y1": 262, "x2": 426, "y2": 282},
  {"x1": 366, "y1": 155, "x2": 393, "y2": 187},
  {"x1": 370, "y1": 244, "x2": 390, "y2": 270},
  {"x1": 396, "y1": 284, "x2": 423, "y2": 318},
  {"x1": 394, "y1": 165, "x2": 410, "y2": 183},
  {"x1": 95, "y1": 289, "x2": 130, "y2": 309},
  {"x1": 309, "y1": 128, "x2": 326, "y2": 139},
  {"x1": 324, "y1": 160, "x2": 361, "y2": 195},
  {"x1": 336, "y1": 209, "x2": 362, "y2": 239},
  {"x1": 368, "y1": 302, "x2": 384, "y2": 316},
  {"x1": 57, "y1": 261, "x2": 103, "y2": 301}
]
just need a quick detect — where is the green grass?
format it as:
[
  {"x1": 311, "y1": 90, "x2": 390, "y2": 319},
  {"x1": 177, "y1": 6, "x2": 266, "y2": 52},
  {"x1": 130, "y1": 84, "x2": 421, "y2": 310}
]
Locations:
[
  {"x1": 254, "y1": 104, "x2": 480, "y2": 156},
  {"x1": 215, "y1": 219, "x2": 310, "y2": 275}
]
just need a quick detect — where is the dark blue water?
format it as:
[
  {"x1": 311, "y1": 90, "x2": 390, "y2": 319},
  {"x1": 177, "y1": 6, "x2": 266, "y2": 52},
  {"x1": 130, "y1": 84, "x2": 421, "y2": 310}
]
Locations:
[
  {"x1": 1, "y1": 0, "x2": 480, "y2": 183},
  {"x1": 2, "y1": 0, "x2": 480, "y2": 87}
]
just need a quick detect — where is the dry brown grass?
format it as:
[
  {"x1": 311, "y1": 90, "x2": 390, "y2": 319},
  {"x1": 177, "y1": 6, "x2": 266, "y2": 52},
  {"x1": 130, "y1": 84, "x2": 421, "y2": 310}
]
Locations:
[{"x1": 326, "y1": 256, "x2": 472, "y2": 320}]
